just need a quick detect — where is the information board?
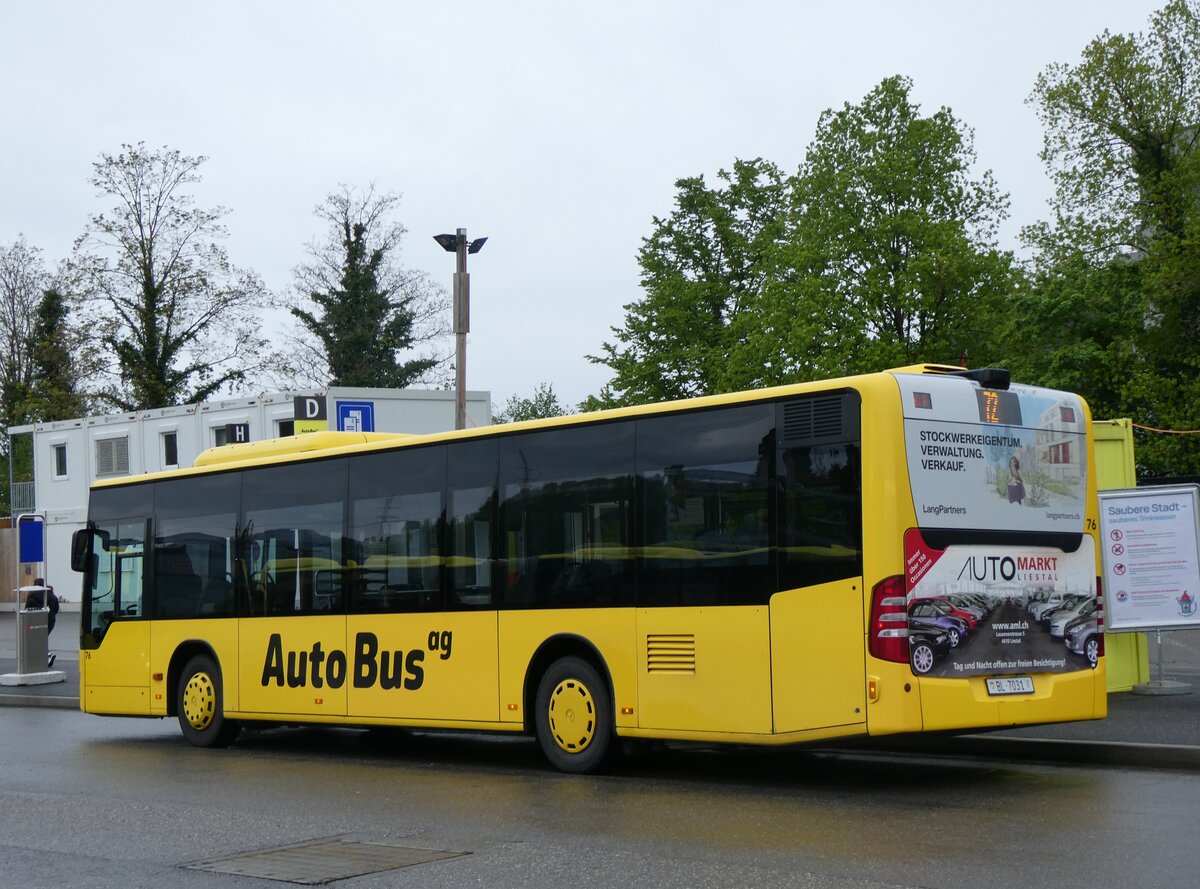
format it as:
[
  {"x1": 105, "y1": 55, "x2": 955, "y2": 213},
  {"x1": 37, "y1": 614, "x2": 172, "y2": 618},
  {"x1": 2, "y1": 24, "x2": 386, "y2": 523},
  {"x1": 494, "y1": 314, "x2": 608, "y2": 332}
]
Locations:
[{"x1": 1099, "y1": 485, "x2": 1200, "y2": 632}]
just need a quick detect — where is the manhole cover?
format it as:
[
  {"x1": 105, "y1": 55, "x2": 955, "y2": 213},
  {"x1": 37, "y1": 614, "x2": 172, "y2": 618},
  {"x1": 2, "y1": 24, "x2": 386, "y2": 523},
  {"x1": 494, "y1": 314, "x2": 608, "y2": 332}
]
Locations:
[{"x1": 185, "y1": 839, "x2": 465, "y2": 884}]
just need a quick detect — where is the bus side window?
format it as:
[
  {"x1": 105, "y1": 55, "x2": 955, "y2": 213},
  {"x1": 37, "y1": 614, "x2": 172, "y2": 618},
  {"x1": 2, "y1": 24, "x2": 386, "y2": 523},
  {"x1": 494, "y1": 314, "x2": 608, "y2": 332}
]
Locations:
[
  {"x1": 500, "y1": 424, "x2": 635, "y2": 610},
  {"x1": 637, "y1": 405, "x2": 775, "y2": 606},
  {"x1": 348, "y1": 446, "x2": 446, "y2": 614},
  {"x1": 241, "y1": 460, "x2": 349, "y2": 617},
  {"x1": 152, "y1": 474, "x2": 239, "y2": 619},
  {"x1": 448, "y1": 439, "x2": 498, "y2": 609},
  {"x1": 777, "y1": 442, "x2": 863, "y2": 590}
]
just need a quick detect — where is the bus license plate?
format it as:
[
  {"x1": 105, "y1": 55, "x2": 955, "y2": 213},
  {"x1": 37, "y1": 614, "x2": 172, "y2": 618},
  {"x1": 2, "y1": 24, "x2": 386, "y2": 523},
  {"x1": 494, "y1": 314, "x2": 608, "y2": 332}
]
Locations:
[{"x1": 986, "y1": 676, "x2": 1034, "y2": 696}]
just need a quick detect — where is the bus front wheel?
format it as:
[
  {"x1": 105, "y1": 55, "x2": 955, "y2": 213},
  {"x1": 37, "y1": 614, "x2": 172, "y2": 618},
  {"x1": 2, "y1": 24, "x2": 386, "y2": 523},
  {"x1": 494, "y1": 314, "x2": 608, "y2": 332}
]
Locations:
[
  {"x1": 534, "y1": 656, "x2": 616, "y2": 774},
  {"x1": 177, "y1": 654, "x2": 241, "y2": 748}
]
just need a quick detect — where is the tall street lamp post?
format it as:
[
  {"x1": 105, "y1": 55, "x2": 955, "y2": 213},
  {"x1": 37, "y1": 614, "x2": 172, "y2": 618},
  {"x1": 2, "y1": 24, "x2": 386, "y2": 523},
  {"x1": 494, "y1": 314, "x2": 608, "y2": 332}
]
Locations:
[{"x1": 434, "y1": 228, "x2": 487, "y2": 430}]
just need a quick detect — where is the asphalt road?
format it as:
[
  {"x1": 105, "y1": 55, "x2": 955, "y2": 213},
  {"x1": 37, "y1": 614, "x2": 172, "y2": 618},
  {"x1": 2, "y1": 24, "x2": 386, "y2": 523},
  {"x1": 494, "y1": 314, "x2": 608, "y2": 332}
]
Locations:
[{"x1": 1, "y1": 708, "x2": 1193, "y2": 889}]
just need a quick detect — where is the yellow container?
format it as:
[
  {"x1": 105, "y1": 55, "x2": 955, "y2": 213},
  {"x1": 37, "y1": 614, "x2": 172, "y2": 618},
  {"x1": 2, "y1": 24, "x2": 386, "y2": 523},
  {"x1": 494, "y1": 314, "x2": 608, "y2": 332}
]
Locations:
[{"x1": 1093, "y1": 419, "x2": 1150, "y2": 692}]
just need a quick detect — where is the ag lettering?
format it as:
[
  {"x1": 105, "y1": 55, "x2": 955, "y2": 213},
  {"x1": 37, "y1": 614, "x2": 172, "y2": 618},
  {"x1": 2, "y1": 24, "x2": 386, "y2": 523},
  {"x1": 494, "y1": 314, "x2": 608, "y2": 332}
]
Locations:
[{"x1": 428, "y1": 629, "x2": 453, "y2": 660}]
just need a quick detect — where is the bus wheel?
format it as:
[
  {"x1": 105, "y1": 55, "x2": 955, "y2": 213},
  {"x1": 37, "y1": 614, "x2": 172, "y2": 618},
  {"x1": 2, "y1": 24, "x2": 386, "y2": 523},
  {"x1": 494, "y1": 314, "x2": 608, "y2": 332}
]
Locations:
[
  {"x1": 177, "y1": 655, "x2": 241, "y2": 748},
  {"x1": 534, "y1": 657, "x2": 615, "y2": 774}
]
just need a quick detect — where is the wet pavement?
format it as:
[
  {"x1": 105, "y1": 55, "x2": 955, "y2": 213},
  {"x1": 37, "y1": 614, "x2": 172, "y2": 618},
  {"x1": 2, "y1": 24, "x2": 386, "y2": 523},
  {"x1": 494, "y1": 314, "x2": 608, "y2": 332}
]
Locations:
[{"x1": 3, "y1": 610, "x2": 1198, "y2": 768}]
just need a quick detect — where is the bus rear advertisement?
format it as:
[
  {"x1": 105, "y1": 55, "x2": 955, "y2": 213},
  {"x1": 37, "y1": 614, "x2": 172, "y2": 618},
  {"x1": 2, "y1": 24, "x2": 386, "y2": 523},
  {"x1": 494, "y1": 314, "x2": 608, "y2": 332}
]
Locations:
[{"x1": 72, "y1": 365, "x2": 1106, "y2": 772}]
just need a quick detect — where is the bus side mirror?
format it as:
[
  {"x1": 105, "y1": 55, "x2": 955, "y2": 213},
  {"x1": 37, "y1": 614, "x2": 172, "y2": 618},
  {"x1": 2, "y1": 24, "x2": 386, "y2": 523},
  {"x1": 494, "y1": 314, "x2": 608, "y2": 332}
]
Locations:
[
  {"x1": 71, "y1": 529, "x2": 89, "y2": 572},
  {"x1": 71, "y1": 528, "x2": 109, "y2": 572}
]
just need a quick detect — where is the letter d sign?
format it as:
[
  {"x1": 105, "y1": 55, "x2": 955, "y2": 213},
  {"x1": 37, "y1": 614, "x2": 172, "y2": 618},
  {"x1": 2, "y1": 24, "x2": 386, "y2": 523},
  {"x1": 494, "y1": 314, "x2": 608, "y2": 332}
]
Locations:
[{"x1": 294, "y1": 395, "x2": 328, "y2": 434}]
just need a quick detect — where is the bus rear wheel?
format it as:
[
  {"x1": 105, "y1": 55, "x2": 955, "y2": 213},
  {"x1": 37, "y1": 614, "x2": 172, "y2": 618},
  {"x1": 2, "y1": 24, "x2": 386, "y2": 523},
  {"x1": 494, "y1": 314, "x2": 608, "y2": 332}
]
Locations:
[
  {"x1": 534, "y1": 656, "x2": 616, "y2": 774},
  {"x1": 177, "y1": 654, "x2": 241, "y2": 748}
]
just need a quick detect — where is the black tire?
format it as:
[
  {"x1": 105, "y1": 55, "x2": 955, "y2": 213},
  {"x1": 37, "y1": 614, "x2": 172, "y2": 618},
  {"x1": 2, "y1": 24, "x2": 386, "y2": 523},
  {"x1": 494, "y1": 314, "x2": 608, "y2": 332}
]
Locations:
[
  {"x1": 534, "y1": 656, "x2": 617, "y2": 774},
  {"x1": 177, "y1": 654, "x2": 241, "y2": 748},
  {"x1": 910, "y1": 641, "x2": 935, "y2": 675}
]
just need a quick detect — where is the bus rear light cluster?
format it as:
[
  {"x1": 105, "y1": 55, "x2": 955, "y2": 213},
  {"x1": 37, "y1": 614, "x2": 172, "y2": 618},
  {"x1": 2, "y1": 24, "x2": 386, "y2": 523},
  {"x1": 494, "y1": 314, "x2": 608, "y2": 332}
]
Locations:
[{"x1": 869, "y1": 575, "x2": 909, "y2": 664}]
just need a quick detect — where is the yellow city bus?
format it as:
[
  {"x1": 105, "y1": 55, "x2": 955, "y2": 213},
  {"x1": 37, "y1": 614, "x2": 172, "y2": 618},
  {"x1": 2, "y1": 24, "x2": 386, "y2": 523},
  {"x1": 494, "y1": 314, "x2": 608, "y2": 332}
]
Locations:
[{"x1": 71, "y1": 365, "x2": 1106, "y2": 772}]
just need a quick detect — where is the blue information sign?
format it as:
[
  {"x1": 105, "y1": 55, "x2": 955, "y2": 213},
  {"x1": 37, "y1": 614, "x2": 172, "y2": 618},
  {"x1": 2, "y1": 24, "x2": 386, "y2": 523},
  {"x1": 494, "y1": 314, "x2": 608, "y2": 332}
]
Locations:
[
  {"x1": 18, "y1": 519, "x2": 44, "y2": 563},
  {"x1": 336, "y1": 401, "x2": 376, "y2": 433}
]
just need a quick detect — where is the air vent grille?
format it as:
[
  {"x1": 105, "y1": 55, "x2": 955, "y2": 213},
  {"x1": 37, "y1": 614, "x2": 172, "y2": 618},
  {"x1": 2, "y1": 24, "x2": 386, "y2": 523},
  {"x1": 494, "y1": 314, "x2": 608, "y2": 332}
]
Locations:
[
  {"x1": 646, "y1": 634, "x2": 696, "y2": 674},
  {"x1": 782, "y1": 397, "x2": 844, "y2": 443}
]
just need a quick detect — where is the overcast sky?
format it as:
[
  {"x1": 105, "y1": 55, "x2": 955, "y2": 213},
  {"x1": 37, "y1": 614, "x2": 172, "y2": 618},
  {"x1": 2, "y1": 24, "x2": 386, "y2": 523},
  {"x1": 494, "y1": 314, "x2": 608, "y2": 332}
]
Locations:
[{"x1": 1, "y1": 1, "x2": 1165, "y2": 413}]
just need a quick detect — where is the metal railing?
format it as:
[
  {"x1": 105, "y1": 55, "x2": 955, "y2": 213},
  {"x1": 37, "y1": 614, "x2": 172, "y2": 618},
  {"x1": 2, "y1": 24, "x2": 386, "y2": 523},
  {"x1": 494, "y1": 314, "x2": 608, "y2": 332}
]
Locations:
[{"x1": 10, "y1": 481, "x2": 35, "y2": 513}]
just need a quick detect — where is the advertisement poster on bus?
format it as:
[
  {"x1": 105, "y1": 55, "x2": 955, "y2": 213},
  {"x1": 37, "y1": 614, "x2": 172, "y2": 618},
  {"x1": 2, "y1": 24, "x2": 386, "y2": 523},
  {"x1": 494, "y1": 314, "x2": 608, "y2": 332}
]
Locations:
[
  {"x1": 1099, "y1": 485, "x2": 1200, "y2": 633},
  {"x1": 904, "y1": 530, "x2": 1099, "y2": 677},
  {"x1": 896, "y1": 377, "x2": 1089, "y2": 535}
]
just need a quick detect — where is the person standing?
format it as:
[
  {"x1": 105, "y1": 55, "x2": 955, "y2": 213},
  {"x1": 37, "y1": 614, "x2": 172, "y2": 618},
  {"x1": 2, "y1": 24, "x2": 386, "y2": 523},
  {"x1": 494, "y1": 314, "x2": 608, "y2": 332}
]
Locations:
[{"x1": 25, "y1": 578, "x2": 60, "y2": 668}]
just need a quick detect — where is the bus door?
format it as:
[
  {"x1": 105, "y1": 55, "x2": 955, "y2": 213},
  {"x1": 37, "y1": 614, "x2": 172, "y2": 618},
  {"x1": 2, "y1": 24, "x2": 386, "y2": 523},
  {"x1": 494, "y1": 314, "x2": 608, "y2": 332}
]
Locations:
[
  {"x1": 345, "y1": 442, "x2": 500, "y2": 725},
  {"x1": 238, "y1": 529, "x2": 348, "y2": 718},
  {"x1": 770, "y1": 417, "x2": 867, "y2": 734},
  {"x1": 80, "y1": 519, "x2": 152, "y2": 715},
  {"x1": 634, "y1": 405, "x2": 778, "y2": 735},
  {"x1": 346, "y1": 609, "x2": 499, "y2": 725},
  {"x1": 343, "y1": 517, "x2": 501, "y2": 725}
]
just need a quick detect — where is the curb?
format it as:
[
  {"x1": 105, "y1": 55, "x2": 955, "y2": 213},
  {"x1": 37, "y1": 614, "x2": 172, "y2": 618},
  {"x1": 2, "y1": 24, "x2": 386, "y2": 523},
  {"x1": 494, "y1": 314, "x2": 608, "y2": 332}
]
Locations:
[
  {"x1": 0, "y1": 693, "x2": 78, "y2": 710},
  {"x1": 847, "y1": 734, "x2": 1200, "y2": 771},
  {"x1": 956, "y1": 735, "x2": 1200, "y2": 770}
]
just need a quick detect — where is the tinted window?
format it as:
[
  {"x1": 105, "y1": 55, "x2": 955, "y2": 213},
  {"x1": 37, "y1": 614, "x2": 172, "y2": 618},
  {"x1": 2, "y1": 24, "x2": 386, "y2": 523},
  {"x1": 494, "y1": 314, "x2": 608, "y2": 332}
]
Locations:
[
  {"x1": 778, "y1": 441, "x2": 862, "y2": 589},
  {"x1": 89, "y1": 483, "x2": 153, "y2": 522},
  {"x1": 637, "y1": 405, "x2": 775, "y2": 606},
  {"x1": 241, "y1": 459, "x2": 348, "y2": 616},
  {"x1": 447, "y1": 439, "x2": 498, "y2": 608},
  {"x1": 153, "y1": 474, "x2": 239, "y2": 618},
  {"x1": 501, "y1": 423, "x2": 635, "y2": 609},
  {"x1": 349, "y1": 446, "x2": 445, "y2": 613}
]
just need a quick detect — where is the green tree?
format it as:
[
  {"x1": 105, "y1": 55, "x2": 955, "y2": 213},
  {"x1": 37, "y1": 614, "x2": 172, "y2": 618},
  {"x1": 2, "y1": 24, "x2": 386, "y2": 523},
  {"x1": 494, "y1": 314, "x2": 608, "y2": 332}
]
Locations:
[
  {"x1": 289, "y1": 185, "x2": 447, "y2": 388},
  {"x1": 495, "y1": 382, "x2": 570, "y2": 424},
  {"x1": 587, "y1": 159, "x2": 788, "y2": 407},
  {"x1": 0, "y1": 236, "x2": 45, "y2": 435},
  {"x1": 764, "y1": 75, "x2": 1015, "y2": 378},
  {"x1": 1026, "y1": 0, "x2": 1200, "y2": 474},
  {"x1": 74, "y1": 143, "x2": 270, "y2": 410},
  {"x1": 26, "y1": 287, "x2": 95, "y2": 422},
  {"x1": 0, "y1": 236, "x2": 46, "y2": 514},
  {"x1": 999, "y1": 257, "x2": 1142, "y2": 425},
  {"x1": 589, "y1": 80, "x2": 1015, "y2": 408}
]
